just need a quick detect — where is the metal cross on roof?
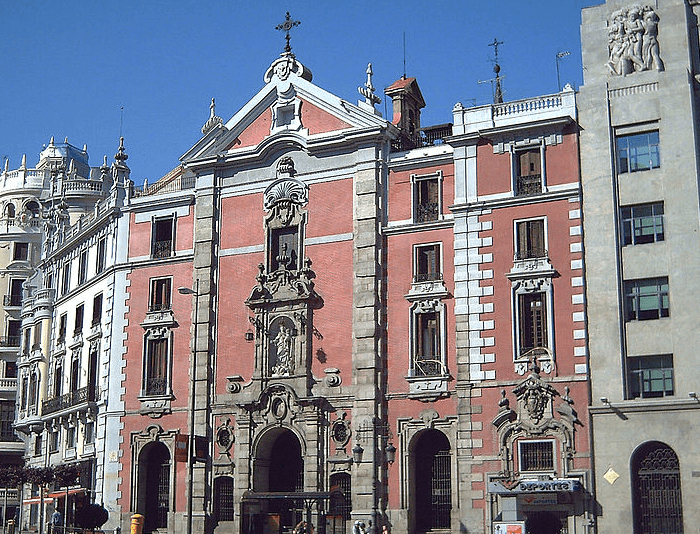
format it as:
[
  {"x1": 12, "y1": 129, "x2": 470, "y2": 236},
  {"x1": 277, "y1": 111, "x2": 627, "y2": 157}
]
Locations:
[{"x1": 276, "y1": 12, "x2": 301, "y2": 54}]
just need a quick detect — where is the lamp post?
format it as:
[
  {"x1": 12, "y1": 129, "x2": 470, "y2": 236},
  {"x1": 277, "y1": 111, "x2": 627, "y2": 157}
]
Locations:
[{"x1": 177, "y1": 279, "x2": 200, "y2": 534}]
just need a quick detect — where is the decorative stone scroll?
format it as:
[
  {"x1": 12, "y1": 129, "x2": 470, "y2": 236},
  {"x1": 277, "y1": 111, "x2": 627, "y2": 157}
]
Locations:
[{"x1": 606, "y1": 5, "x2": 664, "y2": 76}]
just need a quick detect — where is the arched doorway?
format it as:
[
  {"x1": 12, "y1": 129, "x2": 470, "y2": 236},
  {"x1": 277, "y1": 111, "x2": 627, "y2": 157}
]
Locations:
[
  {"x1": 525, "y1": 511, "x2": 562, "y2": 534},
  {"x1": 411, "y1": 429, "x2": 451, "y2": 532},
  {"x1": 632, "y1": 441, "x2": 683, "y2": 534},
  {"x1": 139, "y1": 442, "x2": 170, "y2": 533},
  {"x1": 252, "y1": 428, "x2": 305, "y2": 532}
]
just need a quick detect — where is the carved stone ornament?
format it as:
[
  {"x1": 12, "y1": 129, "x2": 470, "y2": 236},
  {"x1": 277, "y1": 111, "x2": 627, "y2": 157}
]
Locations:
[
  {"x1": 606, "y1": 5, "x2": 664, "y2": 76},
  {"x1": 512, "y1": 361, "x2": 559, "y2": 425},
  {"x1": 264, "y1": 53, "x2": 313, "y2": 84},
  {"x1": 330, "y1": 413, "x2": 351, "y2": 448},
  {"x1": 264, "y1": 176, "x2": 308, "y2": 212},
  {"x1": 269, "y1": 316, "x2": 295, "y2": 376},
  {"x1": 215, "y1": 417, "x2": 235, "y2": 455}
]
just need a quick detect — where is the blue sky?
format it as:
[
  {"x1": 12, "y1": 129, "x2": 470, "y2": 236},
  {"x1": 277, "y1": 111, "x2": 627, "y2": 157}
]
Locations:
[{"x1": 0, "y1": 0, "x2": 595, "y2": 185}]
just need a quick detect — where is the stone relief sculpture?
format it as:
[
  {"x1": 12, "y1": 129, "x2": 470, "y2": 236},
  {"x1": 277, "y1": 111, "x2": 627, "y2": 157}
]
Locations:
[{"x1": 606, "y1": 5, "x2": 664, "y2": 76}]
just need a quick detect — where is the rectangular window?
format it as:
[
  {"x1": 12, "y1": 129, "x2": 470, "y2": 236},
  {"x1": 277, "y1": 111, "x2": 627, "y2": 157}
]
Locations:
[
  {"x1": 5, "y1": 360, "x2": 17, "y2": 378},
  {"x1": 66, "y1": 426, "x2": 76, "y2": 449},
  {"x1": 516, "y1": 219, "x2": 546, "y2": 259},
  {"x1": 78, "y1": 250, "x2": 89, "y2": 284},
  {"x1": 519, "y1": 440, "x2": 555, "y2": 472},
  {"x1": 149, "y1": 278, "x2": 172, "y2": 312},
  {"x1": 617, "y1": 131, "x2": 660, "y2": 173},
  {"x1": 50, "y1": 429, "x2": 60, "y2": 452},
  {"x1": 518, "y1": 292, "x2": 548, "y2": 356},
  {"x1": 627, "y1": 354, "x2": 674, "y2": 399},
  {"x1": 61, "y1": 263, "x2": 71, "y2": 296},
  {"x1": 5, "y1": 278, "x2": 24, "y2": 307},
  {"x1": 413, "y1": 311, "x2": 442, "y2": 376},
  {"x1": 58, "y1": 313, "x2": 67, "y2": 343},
  {"x1": 414, "y1": 244, "x2": 442, "y2": 282},
  {"x1": 515, "y1": 148, "x2": 542, "y2": 196},
  {"x1": 0, "y1": 401, "x2": 18, "y2": 441},
  {"x1": 414, "y1": 173, "x2": 440, "y2": 223},
  {"x1": 621, "y1": 202, "x2": 664, "y2": 246},
  {"x1": 32, "y1": 322, "x2": 42, "y2": 350},
  {"x1": 34, "y1": 433, "x2": 43, "y2": 456},
  {"x1": 624, "y1": 277, "x2": 669, "y2": 321},
  {"x1": 74, "y1": 304, "x2": 85, "y2": 335},
  {"x1": 92, "y1": 294, "x2": 103, "y2": 327},
  {"x1": 145, "y1": 338, "x2": 169, "y2": 396},
  {"x1": 96, "y1": 237, "x2": 107, "y2": 273},
  {"x1": 13, "y1": 242, "x2": 29, "y2": 261},
  {"x1": 84, "y1": 421, "x2": 94, "y2": 444},
  {"x1": 6, "y1": 320, "x2": 21, "y2": 348},
  {"x1": 152, "y1": 217, "x2": 175, "y2": 259},
  {"x1": 269, "y1": 226, "x2": 300, "y2": 271}
]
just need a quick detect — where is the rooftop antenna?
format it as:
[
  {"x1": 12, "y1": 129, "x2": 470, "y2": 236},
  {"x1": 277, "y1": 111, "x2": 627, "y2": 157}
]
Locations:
[
  {"x1": 403, "y1": 31, "x2": 406, "y2": 78},
  {"x1": 556, "y1": 51, "x2": 571, "y2": 91}
]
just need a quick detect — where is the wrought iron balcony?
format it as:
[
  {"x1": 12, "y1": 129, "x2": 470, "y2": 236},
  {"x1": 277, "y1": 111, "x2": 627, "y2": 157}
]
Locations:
[
  {"x1": 3, "y1": 294, "x2": 22, "y2": 307},
  {"x1": 390, "y1": 124, "x2": 453, "y2": 152},
  {"x1": 152, "y1": 240, "x2": 173, "y2": 259},
  {"x1": 515, "y1": 174, "x2": 542, "y2": 196},
  {"x1": 414, "y1": 272, "x2": 443, "y2": 283},
  {"x1": 42, "y1": 385, "x2": 96, "y2": 415},
  {"x1": 0, "y1": 336, "x2": 21, "y2": 347},
  {"x1": 144, "y1": 378, "x2": 168, "y2": 397},
  {"x1": 415, "y1": 202, "x2": 439, "y2": 223},
  {"x1": 515, "y1": 247, "x2": 548, "y2": 261}
]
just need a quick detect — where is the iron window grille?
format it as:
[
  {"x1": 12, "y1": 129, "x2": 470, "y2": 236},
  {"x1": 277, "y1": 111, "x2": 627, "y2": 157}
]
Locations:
[
  {"x1": 152, "y1": 217, "x2": 175, "y2": 259},
  {"x1": 621, "y1": 202, "x2": 664, "y2": 246},
  {"x1": 519, "y1": 440, "x2": 555, "y2": 472},
  {"x1": 624, "y1": 277, "x2": 669, "y2": 321},
  {"x1": 617, "y1": 131, "x2": 660, "y2": 173},
  {"x1": 518, "y1": 293, "x2": 548, "y2": 356},
  {"x1": 214, "y1": 477, "x2": 235, "y2": 522},
  {"x1": 632, "y1": 442, "x2": 683, "y2": 534},
  {"x1": 144, "y1": 338, "x2": 169, "y2": 396}
]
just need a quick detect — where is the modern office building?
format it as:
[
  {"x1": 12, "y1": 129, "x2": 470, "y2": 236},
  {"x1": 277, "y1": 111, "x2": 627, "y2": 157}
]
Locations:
[{"x1": 579, "y1": 1, "x2": 700, "y2": 532}]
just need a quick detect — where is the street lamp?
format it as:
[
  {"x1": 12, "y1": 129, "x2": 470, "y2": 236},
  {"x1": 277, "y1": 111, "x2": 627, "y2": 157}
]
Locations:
[
  {"x1": 178, "y1": 280, "x2": 200, "y2": 534},
  {"x1": 556, "y1": 51, "x2": 571, "y2": 92}
]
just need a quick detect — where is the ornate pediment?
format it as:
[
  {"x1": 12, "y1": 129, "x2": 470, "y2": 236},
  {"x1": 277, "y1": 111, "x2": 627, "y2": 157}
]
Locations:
[{"x1": 512, "y1": 361, "x2": 560, "y2": 425}]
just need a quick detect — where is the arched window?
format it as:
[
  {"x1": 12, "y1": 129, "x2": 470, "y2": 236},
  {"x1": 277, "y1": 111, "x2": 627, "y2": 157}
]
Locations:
[
  {"x1": 25, "y1": 200, "x2": 40, "y2": 217},
  {"x1": 632, "y1": 441, "x2": 683, "y2": 534},
  {"x1": 412, "y1": 429, "x2": 451, "y2": 531},
  {"x1": 5, "y1": 203, "x2": 15, "y2": 219},
  {"x1": 213, "y1": 476, "x2": 234, "y2": 522}
]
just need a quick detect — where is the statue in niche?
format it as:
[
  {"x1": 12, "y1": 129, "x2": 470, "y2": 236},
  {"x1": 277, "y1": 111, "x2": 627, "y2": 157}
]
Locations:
[
  {"x1": 271, "y1": 322, "x2": 294, "y2": 375},
  {"x1": 606, "y1": 5, "x2": 664, "y2": 76}
]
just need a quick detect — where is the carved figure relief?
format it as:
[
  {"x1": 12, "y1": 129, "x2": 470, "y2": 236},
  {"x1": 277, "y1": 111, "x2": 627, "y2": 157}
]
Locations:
[
  {"x1": 606, "y1": 6, "x2": 664, "y2": 76},
  {"x1": 270, "y1": 318, "x2": 295, "y2": 376}
]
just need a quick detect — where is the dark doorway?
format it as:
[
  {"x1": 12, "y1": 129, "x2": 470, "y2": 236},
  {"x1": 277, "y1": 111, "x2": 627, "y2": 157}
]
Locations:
[
  {"x1": 267, "y1": 430, "x2": 304, "y2": 529},
  {"x1": 413, "y1": 429, "x2": 451, "y2": 531},
  {"x1": 525, "y1": 511, "x2": 562, "y2": 534},
  {"x1": 141, "y1": 442, "x2": 170, "y2": 533}
]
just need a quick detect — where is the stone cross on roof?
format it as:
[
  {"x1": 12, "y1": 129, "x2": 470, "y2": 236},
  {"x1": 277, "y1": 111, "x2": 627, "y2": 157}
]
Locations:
[{"x1": 276, "y1": 12, "x2": 301, "y2": 54}]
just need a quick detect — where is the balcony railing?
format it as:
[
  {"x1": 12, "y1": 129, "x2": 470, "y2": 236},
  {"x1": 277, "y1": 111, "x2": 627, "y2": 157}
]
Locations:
[
  {"x1": 148, "y1": 302, "x2": 172, "y2": 312},
  {"x1": 414, "y1": 272, "x2": 443, "y2": 283},
  {"x1": 415, "y1": 202, "x2": 439, "y2": 223},
  {"x1": 152, "y1": 240, "x2": 173, "y2": 259},
  {"x1": 42, "y1": 385, "x2": 96, "y2": 415},
  {"x1": 391, "y1": 124, "x2": 453, "y2": 152},
  {"x1": 133, "y1": 174, "x2": 195, "y2": 197},
  {"x1": 515, "y1": 247, "x2": 548, "y2": 261},
  {"x1": 515, "y1": 174, "x2": 542, "y2": 196},
  {"x1": 144, "y1": 378, "x2": 168, "y2": 397},
  {"x1": 3, "y1": 294, "x2": 22, "y2": 307},
  {"x1": 0, "y1": 377, "x2": 17, "y2": 391},
  {"x1": 0, "y1": 336, "x2": 21, "y2": 347}
]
